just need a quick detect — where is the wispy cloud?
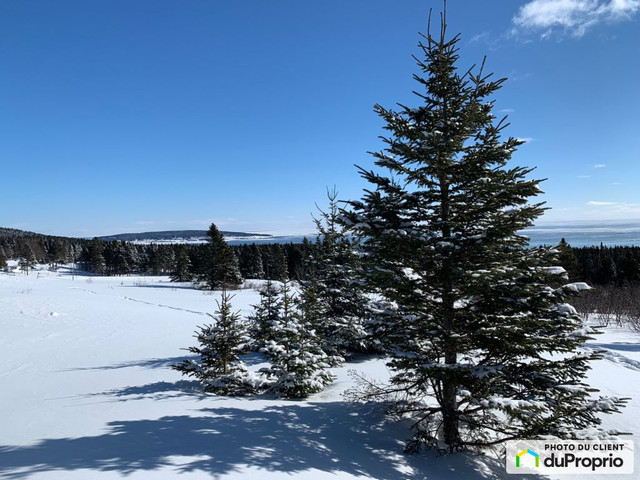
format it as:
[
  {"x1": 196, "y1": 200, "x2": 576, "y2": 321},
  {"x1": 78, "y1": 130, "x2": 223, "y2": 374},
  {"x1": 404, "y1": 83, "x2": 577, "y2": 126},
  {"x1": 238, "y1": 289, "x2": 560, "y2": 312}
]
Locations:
[
  {"x1": 517, "y1": 137, "x2": 534, "y2": 144},
  {"x1": 593, "y1": 163, "x2": 607, "y2": 168},
  {"x1": 468, "y1": 31, "x2": 504, "y2": 50},
  {"x1": 512, "y1": 0, "x2": 640, "y2": 38},
  {"x1": 470, "y1": 32, "x2": 491, "y2": 43},
  {"x1": 586, "y1": 201, "x2": 640, "y2": 214}
]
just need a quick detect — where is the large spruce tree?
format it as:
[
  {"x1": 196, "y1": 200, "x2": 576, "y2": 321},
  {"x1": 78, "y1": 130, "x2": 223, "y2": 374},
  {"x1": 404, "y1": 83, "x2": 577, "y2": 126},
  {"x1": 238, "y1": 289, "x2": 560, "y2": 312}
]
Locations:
[{"x1": 343, "y1": 12, "x2": 625, "y2": 451}]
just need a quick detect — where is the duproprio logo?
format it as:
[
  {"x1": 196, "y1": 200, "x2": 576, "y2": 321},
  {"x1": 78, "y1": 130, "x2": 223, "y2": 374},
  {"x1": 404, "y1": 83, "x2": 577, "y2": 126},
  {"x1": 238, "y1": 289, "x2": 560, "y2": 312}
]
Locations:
[
  {"x1": 506, "y1": 440, "x2": 634, "y2": 475},
  {"x1": 516, "y1": 449, "x2": 540, "y2": 468}
]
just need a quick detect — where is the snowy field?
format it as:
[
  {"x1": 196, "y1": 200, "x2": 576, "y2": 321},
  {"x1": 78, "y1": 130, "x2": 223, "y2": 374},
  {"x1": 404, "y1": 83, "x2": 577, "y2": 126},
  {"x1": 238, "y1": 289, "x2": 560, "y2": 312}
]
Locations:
[{"x1": 1, "y1": 266, "x2": 639, "y2": 479}]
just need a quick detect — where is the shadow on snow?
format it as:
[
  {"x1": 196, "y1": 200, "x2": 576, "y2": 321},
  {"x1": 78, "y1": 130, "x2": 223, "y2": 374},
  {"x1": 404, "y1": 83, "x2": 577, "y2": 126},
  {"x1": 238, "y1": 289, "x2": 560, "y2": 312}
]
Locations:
[
  {"x1": 64, "y1": 353, "x2": 268, "y2": 373},
  {"x1": 0, "y1": 401, "x2": 531, "y2": 480},
  {"x1": 589, "y1": 342, "x2": 640, "y2": 353}
]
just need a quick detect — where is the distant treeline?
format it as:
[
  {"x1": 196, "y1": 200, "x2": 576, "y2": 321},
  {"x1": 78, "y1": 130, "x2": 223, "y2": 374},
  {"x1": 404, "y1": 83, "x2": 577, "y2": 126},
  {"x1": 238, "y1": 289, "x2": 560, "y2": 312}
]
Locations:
[
  {"x1": 3, "y1": 228, "x2": 639, "y2": 286},
  {"x1": 0, "y1": 228, "x2": 312, "y2": 281},
  {"x1": 558, "y1": 240, "x2": 640, "y2": 285}
]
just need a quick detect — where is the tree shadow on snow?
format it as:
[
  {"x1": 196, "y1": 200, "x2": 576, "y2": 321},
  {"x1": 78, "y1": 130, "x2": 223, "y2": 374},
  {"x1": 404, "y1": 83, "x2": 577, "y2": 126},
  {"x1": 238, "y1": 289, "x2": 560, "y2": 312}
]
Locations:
[
  {"x1": 87, "y1": 380, "x2": 205, "y2": 402},
  {"x1": 0, "y1": 401, "x2": 534, "y2": 480},
  {"x1": 65, "y1": 353, "x2": 268, "y2": 373},
  {"x1": 63, "y1": 355, "x2": 201, "y2": 372}
]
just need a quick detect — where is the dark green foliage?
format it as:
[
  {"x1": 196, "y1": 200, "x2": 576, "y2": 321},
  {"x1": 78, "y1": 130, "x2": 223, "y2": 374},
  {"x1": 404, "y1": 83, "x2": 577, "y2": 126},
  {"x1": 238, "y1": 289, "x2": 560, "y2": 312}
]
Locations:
[
  {"x1": 247, "y1": 279, "x2": 282, "y2": 350},
  {"x1": 18, "y1": 242, "x2": 37, "y2": 274},
  {"x1": 199, "y1": 223, "x2": 243, "y2": 290},
  {"x1": 0, "y1": 226, "x2": 314, "y2": 280},
  {"x1": 568, "y1": 244, "x2": 640, "y2": 285},
  {"x1": 88, "y1": 238, "x2": 106, "y2": 275},
  {"x1": 259, "y1": 279, "x2": 336, "y2": 399},
  {"x1": 301, "y1": 188, "x2": 368, "y2": 357},
  {"x1": 343, "y1": 13, "x2": 625, "y2": 450},
  {"x1": 170, "y1": 246, "x2": 193, "y2": 282},
  {"x1": 43, "y1": 240, "x2": 67, "y2": 270},
  {"x1": 0, "y1": 246, "x2": 7, "y2": 269},
  {"x1": 556, "y1": 239, "x2": 581, "y2": 282},
  {"x1": 103, "y1": 241, "x2": 133, "y2": 275},
  {"x1": 237, "y1": 244, "x2": 265, "y2": 279},
  {"x1": 0, "y1": 228, "x2": 84, "y2": 268},
  {"x1": 173, "y1": 292, "x2": 257, "y2": 396},
  {"x1": 261, "y1": 244, "x2": 288, "y2": 281}
]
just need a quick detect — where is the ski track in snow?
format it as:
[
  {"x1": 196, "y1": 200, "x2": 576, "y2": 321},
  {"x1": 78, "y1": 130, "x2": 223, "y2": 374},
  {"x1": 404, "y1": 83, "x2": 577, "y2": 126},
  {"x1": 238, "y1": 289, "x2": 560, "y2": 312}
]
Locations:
[
  {"x1": 70, "y1": 283, "x2": 208, "y2": 317},
  {"x1": 122, "y1": 296, "x2": 207, "y2": 316},
  {"x1": 69, "y1": 287, "x2": 98, "y2": 294}
]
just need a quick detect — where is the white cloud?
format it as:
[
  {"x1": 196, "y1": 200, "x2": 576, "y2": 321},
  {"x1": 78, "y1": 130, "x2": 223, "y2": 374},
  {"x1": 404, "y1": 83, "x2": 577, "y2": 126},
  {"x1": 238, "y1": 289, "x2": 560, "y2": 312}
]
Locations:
[
  {"x1": 584, "y1": 201, "x2": 640, "y2": 218},
  {"x1": 517, "y1": 137, "x2": 534, "y2": 143},
  {"x1": 593, "y1": 163, "x2": 607, "y2": 168},
  {"x1": 468, "y1": 31, "x2": 504, "y2": 50},
  {"x1": 512, "y1": 0, "x2": 640, "y2": 38},
  {"x1": 470, "y1": 32, "x2": 490, "y2": 43}
]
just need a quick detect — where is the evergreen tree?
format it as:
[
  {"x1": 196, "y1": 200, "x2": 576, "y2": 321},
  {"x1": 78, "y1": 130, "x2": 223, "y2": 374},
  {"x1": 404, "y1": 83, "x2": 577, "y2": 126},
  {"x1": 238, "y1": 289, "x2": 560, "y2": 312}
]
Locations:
[
  {"x1": 557, "y1": 238, "x2": 581, "y2": 282},
  {"x1": 343, "y1": 12, "x2": 625, "y2": 450},
  {"x1": 18, "y1": 243, "x2": 37, "y2": 274},
  {"x1": 170, "y1": 246, "x2": 193, "y2": 282},
  {"x1": 248, "y1": 244, "x2": 265, "y2": 279},
  {"x1": 0, "y1": 246, "x2": 7, "y2": 269},
  {"x1": 260, "y1": 279, "x2": 336, "y2": 398},
  {"x1": 105, "y1": 241, "x2": 131, "y2": 275},
  {"x1": 618, "y1": 250, "x2": 640, "y2": 283},
  {"x1": 301, "y1": 188, "x2": 368, "y2": 357},
  {"x1": 199, "y1": 223, "x2": 243, "y2": 289},
  {"x1": 237, "y1": 243, "x2": 265, "y2": 279},
  {"x1": 247, "y1": 279, "x2": 282, "y2": 349},
  {"x1": 88, "y1": 238, "x2": 106, "y2": 275},
  {"x1": 173, "y1": 291, "x2": 257, "y2": 395},
  {"x1": 262, "y1": 244, "x2": 287, "y2": 280}
]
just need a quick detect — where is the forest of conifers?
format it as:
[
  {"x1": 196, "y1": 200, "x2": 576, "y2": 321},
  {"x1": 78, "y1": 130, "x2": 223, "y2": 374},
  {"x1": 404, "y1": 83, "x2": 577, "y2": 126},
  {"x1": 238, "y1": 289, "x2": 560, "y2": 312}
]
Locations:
[{"x1": 1, "y1": 227, "x2": 639, "y2": 287}]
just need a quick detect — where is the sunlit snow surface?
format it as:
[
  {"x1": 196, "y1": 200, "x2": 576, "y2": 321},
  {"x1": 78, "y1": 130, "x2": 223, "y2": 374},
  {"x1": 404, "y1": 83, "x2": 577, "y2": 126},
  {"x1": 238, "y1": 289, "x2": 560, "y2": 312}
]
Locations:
[{"x1": 1, "y1": 266, "x2": 638, "y2": 479}]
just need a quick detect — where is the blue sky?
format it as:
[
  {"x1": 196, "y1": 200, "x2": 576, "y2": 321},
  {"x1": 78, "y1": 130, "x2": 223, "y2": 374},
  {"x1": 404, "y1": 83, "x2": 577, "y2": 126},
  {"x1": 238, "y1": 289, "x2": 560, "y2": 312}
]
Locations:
[{"x1": 1, "y1": 0, "x2": 638, "y2": 237}]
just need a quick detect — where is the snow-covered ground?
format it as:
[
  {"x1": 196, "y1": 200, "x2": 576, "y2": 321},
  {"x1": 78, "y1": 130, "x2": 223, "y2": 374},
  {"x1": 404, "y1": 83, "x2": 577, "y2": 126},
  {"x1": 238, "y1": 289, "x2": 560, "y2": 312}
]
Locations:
[{"x1": 1, "y1": 267, "x2": 638, "y2": 479}]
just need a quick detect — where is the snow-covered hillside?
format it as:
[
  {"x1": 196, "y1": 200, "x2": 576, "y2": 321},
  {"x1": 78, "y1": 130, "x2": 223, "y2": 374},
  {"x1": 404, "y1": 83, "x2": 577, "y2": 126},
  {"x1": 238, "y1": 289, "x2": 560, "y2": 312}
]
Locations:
[{"x1": 1, "y1": 268, "x2": 638, "y2": 479}]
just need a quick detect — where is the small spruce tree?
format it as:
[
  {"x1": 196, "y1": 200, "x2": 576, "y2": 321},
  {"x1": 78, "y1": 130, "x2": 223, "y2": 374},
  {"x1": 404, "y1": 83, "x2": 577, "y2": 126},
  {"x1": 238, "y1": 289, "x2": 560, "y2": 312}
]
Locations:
[
  {"x1": 247, "y1": 279, "x2": 282, "y2": 350},
  {"x1": 260, "y1": 279, "x2": 336, "y2": 398},
  {"x1": 173, "y1": 291, "x2": 257, "y2": 395}
]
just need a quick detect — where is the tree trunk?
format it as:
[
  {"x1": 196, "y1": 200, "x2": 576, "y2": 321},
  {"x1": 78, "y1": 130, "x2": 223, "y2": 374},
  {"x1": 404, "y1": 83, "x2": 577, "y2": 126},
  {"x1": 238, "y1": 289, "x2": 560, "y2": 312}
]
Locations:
[{"x1": 439, "y1": 166, "x2": 461, "y2": 448}]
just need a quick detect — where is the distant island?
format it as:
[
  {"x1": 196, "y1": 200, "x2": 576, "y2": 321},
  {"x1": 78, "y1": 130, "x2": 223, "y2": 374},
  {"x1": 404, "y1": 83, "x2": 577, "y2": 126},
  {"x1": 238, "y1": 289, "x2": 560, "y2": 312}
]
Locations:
[{"x1": 98, "y1": 230, "x2": 272, "y2": 244}]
